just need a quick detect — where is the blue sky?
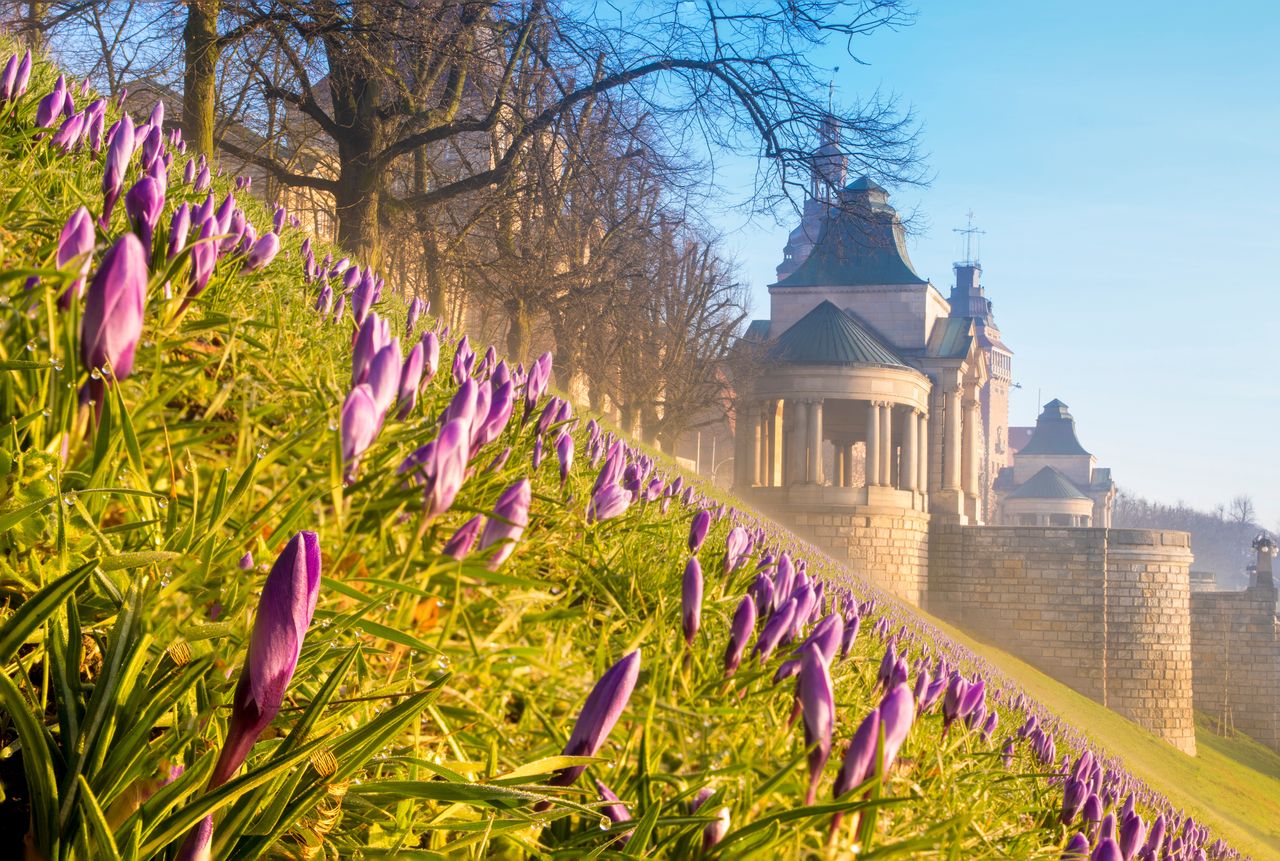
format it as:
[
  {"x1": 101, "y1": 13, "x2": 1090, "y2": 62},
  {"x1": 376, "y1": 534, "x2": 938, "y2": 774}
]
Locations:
[{"x1": 715, "y1": 0, "x2": 1280, "y2": 526}]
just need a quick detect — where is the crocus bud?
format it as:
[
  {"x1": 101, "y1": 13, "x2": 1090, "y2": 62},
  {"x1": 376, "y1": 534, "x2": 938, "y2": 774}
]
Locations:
[
  {"x1": 724, "y1": 594, "x2": 757, "y2": 677},
  {"x1": 477, "y1": 479, "x2": 530, "y2": 570},
  {"x1": 703, "y1": 807, "x2": 730, "y2": 851},
  {"x1": 1118, "y1": 814, "x2": 1146, "y2": 861},
  {"x1": 178, "y1": 531, "x2": 321, "y2": 861},
  {"x1": 472, "y1": 381, "x2": 513, "y2": 454},
  {"x1": 273, "y1": 205, "x2": 286, "y2": 233},
  {"x1": 13, "y1": 51, "x2": 30, "y2": 99},
  {"x1": 35, "y1": 76, "x2": 65, "y2": 128},
  {"x1": 0, "y1": 54, "x2": 16, "y2": 103},
  {"x1": 595, "y1": 780, "x2": 633, "y2": 846},
  {"x1": 124, "y1": 175, "x2": 164, "y2": 251},
  {"x1": 1061, "y1": 778, "x2": 1088, "y2": 825},
  {"x1": 423, "y1": 419, "x2": 470, "y2": 521},
  {"x1": 185, "y1": 217, "x2": 217, "y2": 306},
  {"x1": 442, "y1": 515, "x2": 484, "y2": 560},
  {"x1": 420, "y1": 330, "x2": 440, "y2": 384},
  {"x1": 797, "y1": 643, "x2": 834, "y2": 805},
  {"x1": 555, "y1": 431, "x2": 574, "y2": 486},
  {"x1": 752, "y1": 597, "x2": 796, "y2": 663},
  {"x1": 588, "y1": 483, "x2": 631, "y2": 523},
  {"x1": 396, "y1": 342, "x2": 424, "y2": 419},
  {"x1": 244, "y1": 232, "x2": 280, "y2": 271},
  {"x1": 1062, "y1": 833, "x2": 1090, "y2": 859},
  {"x1": 879, "y1": 683, "x2": 915, "y2": 773},
  {"x1": 55, "y1": 206, "x2": 95, "y2": 309},
  {"x1": 167, "y1": 203, "x2": 191, "y2": 261},
  {"x1": 551, "y1": 650, "x2": 641, "y2": 787},
  {"x1": 238, "y1": 551, "x2": 254, "y2": 570},
  {"x1": 682, "y1": 558, "x2": 703, "y2": 645},
  {"x1": 522, "y1": 351, "x2": 552, "y2": 421},
  {"x1": 723, "y1": 526, "x2": 750, "y2": 574},
  {"x1": 1090, "y1": 839, "x2": 1122, "y2": 861},
  {"x1": 102, "y1": 114, "x2": 136, "y2": 221},
  {"x1": 340, "y1": 384, "x2": 380, "y2": 474},
  {"x1": 406, "y1": 296, "x2": 424, "y2": 337},
  {"x1": 688, "y1": 509, "x2": 711, "y2": 553},
  {"x1": 366, "y1": 341, "x2": 403, "y2": 418},
  {"x1": 51, "y1": 110, "x2": 86, "y2": 151},
  {"x1": 80, "y1": 233, "x2": 147, "y2": 380},
  {"x1": 215, "y1": 532, "x2": 320, "y2": 779}
]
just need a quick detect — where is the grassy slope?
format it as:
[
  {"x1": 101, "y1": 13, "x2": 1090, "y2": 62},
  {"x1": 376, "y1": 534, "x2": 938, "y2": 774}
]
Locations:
[
  {"x1": 922, "y1": 615, "x2": 1280, "y2": 859},
  {"x1": 0, "y1": 44, "x2": 1266, "y2": 859}
]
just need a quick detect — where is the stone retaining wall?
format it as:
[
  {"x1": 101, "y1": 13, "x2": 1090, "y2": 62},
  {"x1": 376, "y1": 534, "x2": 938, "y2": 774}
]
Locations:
[
  {"x1": 928, "y1": 525, "x2": 1197, "y2": 754},
  {"x1": 762, "y1": 505, "x2": 928, "y2": 605},
  {"x1": 1190, "y1": 585, "x2": 1280, "y2": 752}
]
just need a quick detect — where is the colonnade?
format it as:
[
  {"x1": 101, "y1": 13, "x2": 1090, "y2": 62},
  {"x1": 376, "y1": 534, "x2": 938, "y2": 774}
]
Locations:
[{"x1": 737, "y1": 385, "x2": 983, "y2": 509}]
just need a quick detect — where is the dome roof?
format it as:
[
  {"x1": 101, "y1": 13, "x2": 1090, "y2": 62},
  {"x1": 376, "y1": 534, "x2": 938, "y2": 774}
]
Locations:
[
  {"x1": 1007, "y1": 466, "x2": 1090, "y2": 501},
  {"x1": 768, "y1": 300, "x2": 909, "y2": 369},
  {"x1": 1019, "y1": 399, "x2": 1091, "y2": 456}
]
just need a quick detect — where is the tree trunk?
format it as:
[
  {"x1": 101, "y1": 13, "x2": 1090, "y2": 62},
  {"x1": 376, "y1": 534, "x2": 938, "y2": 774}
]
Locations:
[
  {"x1": 182, "y1": 0, "x2": 221, "y2": 157},
  {"x1": 505, "y1": 297, "x2": 531, "y2": 363},
  {"x1": 23, "y1": 2, "x2": 47, "y2": 49}
]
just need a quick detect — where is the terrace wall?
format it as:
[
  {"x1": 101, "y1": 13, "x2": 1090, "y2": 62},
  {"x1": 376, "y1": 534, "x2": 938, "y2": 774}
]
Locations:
[
  {"x1": 927, "y1": 525, "x2": 1197, "y2": 754},
  {"x1": 1190, "y1": 584, "x2": 1280, "y2": 752}
]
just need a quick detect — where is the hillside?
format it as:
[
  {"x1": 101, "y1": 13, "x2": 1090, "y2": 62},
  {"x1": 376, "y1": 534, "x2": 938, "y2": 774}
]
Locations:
[{"x1": 0, "y1": 48, "x2": 1256, "y2": 860}]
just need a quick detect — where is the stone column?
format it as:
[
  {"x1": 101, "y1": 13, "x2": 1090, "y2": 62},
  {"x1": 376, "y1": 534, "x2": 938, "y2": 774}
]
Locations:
[
  {"x1": 865, "y1": 401, "x2": 881, "y2": 486},
  {"x1": 807, "y1": 399, "x2": 823, "y2": 484},
  {"x1": 834, "y1": 445, "x2": 846, "y2": 488},
  {"x1": 747, "y1": 404, "x2": 757, "y2": 483},
  {"x1": 928, "y1": 387, "x2": 944, "y2": 492},
  {"x1": 734, "y1": 402, "x2": 752, "y2": 487},
  {"x1": 943, "y1": 385, "x2": 962, "y2": 491},
  {"x1": 879, "y1": 402, "x2": 892, "y2": 487},
  {"x1": 963, "y1": 389, "x2": 981, "y2": 499},
  {"x1": 902, "y1": 409, "x2": 918, "y2": 491},
  {"x1": 844, "y1": 443, "x2": 856, "y2": 488},
  {"x1": 786, "y1": 399, "x2": 808, "y2": 486},
  {"x1": 917, "y1": 412, "x2": 929, "y2": 494}
]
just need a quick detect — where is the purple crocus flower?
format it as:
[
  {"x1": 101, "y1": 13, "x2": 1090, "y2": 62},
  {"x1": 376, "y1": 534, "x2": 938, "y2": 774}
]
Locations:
[
  {"x1": 167, "y1": 203, "x2": 191, "y2": 261},
  {"x1": 419, "y1": 419, "x2": 470, "y2": 520},
  {"x1": 396, "y1": 342, "x2": 424, "y2": 419},
  {"x1": 1062, "y1": 833, "x2": 1091, "y2": 860},
  {"x1": 124, "y1": 175, "x2": 165, "y2": 252},
  {"x1": 55, "y1": 206, "x2": 95, "y2": 309},
  {"x1": 703, "y1": 807, "x2": 730, "y2": 851},
  {"x1": 723, "y1": 526, "x2": 750, "y2": 574},
  {"x1": 588, "y1": 483, "x2": 630, "y2": 523},
  {"x1": 753, "y1": 596, "x2": 796, "y2": 663},
  {"x1": 442, "y1": 515, "x2": 484, "y2": 560},
  {"x1": 340, "y1": 384, "x2": 380, "y2": 475},
  {"x1": 724, "y1": 594, "x2": 757, "y2": 677},
  {"x1": 80, "y1": 233, "x2": 147, "y2": 381},
  {"x1": 184, "y1": 217, "x2": 217, "y2": 307},
  {"x1": 797, "y1": 643, "x2": 834, "y2": 805},
  {"x1": 12, "y1": 51, "x2": 30, "y2": 100},
  {"x1": 477, "y1": 479, "x2": 531, "y2": 570},
  {"x1": 1119, "y1": 814, "x2": 1146, "y2": 861},
  {"x1": 682, "y1": 558, "x2": 703, "y2": 645},
  {"x1": 244, "y1": 232, "x2": 280, "y2": 271},
  {"x1": 420, "y1": 330, "x2": 440, "y2": 384},
  {"x1": 177, "y1": 531, "x2": 321, "y2": 861},
  {"x1": 1061, "y1": 778, "x2": 1088, "y2": 825},
  {"x1": 0, "y1": 54, "x2": 16, "y2": 103},
  {"x1": 688, "y1": 509, "x2": 711, "y2": 553},
  {"x1": 472, "y1": 381, "x2": 513, "y2": 454},
  {"x1": 522, "y1": 351, "x2": 552, "y2": 422},
  {"x1": 595, "y1": 780, "x2": 633, "y2": 845},
  {"x1": 85, "y1": 101, "x2": 105, "y2": 152},
  {"x1": 406, "y1": 296, "x2": 424, "y2": 337},
  {"x1": 551, "y1": 650, "x2": 641, "y2": 787},
  {"x1": 102, "y1": 114, "x2": 135, "y2": 221},
  {"x1": 50, "y1": 109, "x2": 86, "y2": 151},
  {"x1": 366, "y1": 341, "x2": 403, "y2": 418},
  {"x1": 555, "y1": 431, "x2": 574, "y2": 486},
  {"x1": 34, "y1": 76, "x2": 66, "y2": 128},
  {"x1": 879, "y1": 683, "x2": 915, "y2": 772},
  {"x1": 1089, "y1": 839, "x2": 1122, "y2": 861}
]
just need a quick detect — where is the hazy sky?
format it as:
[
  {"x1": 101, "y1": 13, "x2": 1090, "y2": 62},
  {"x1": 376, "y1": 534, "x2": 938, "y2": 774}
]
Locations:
[{"x1": 716, "y1": 0, "x2": 1280, "y2": 527}]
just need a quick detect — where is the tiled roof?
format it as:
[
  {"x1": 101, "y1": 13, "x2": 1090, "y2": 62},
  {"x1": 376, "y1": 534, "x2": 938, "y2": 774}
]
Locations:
[
  {"x1": 768, "y1": 301, "x2": 910, "y2": 369},
  {"x1": 1008, "y1": 466, "x2": 1090, "y2": 501}
]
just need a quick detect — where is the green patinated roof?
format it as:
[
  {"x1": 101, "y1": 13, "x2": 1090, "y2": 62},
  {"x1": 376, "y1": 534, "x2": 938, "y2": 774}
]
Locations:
[
  {"x1": 768, "y1": 301, "x2": 909, "y2": 369},
  {"x1": 926, "y1": 317, "x2": 975, "y2": 359},
  {"x1": 774, "y1": 179, "x2": 926, "y2": 289},
  {"x1": 1019, "y1": 399, "x2": 1091, "y2": 456},
  {"x1": 1007, "y1": 466, "x2": 1090, "y2": 501}
]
